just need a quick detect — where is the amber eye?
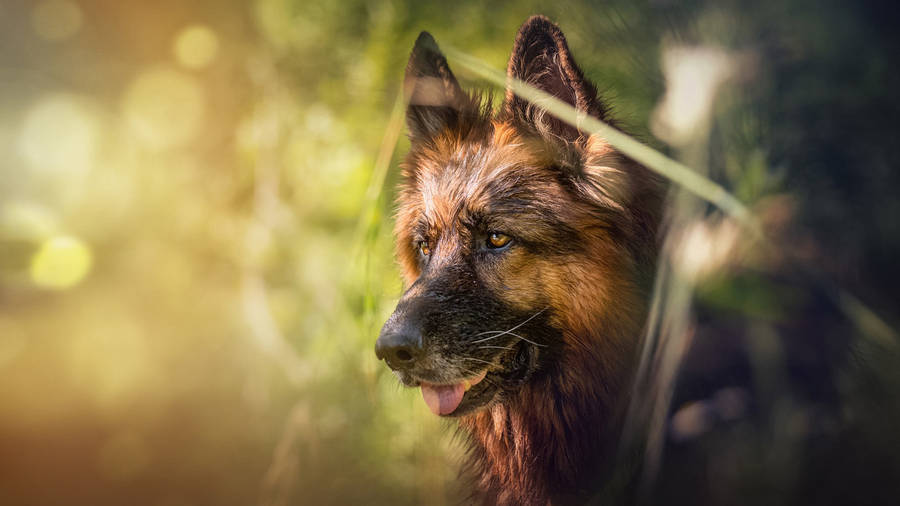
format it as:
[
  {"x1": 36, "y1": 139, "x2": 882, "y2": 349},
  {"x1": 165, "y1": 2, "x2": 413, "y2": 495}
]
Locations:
[
  {"x1": 418, "y1": 240, "x2": 432, "y2": 257},
  {"x1": 487, "y1": 232, "x2": 512, "y2": 249}
]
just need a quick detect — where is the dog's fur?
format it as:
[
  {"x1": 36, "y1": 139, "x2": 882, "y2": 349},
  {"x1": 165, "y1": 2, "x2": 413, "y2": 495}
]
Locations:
[{"x1": 377, "y1": 16, "x2": 663, "y2": 504}]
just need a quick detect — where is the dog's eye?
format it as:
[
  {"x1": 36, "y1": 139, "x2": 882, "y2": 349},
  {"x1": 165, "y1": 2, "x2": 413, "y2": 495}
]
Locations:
[
  {"x1": 487, "y1": 232, "x2": 512, "y2": 249},
  {"x1": 418, "y1": 240, "x2": 432, "y2": 257}
]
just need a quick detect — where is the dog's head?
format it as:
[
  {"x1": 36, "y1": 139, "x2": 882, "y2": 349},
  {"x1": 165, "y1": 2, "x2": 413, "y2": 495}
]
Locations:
[{"x1": 376, "y1": 16, "x2": 661, "y2": 417}]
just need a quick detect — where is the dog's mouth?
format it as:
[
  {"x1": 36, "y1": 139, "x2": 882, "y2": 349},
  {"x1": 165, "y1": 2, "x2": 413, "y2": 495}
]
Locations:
[
  {"x1": 403, "y1": 341, "x2": 537, "y2": 417},
  {"x1": 419, "y1": 369, "x2": 488, "y2": 415}
]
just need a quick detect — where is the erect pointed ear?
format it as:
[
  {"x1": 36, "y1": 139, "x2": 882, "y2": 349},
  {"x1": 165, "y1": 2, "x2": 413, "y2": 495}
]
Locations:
[
  {"x1": 404, "y1": 32, "x2": 466, "y2": 140},
  {"x1": 503, "y1": 16, "x2": 602, "y2": 141}
]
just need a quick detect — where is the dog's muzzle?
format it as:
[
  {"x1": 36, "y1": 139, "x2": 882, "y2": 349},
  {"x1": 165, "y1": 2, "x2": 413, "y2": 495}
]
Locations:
[{"x1": 375, "y1": 309, "x2": 423, "y2": 372}]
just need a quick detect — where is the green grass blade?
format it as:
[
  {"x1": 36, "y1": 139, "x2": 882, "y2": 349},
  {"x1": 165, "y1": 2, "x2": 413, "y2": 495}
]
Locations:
[{"x1": 442, "y1": 45, "x2": 760, "y2": 235}]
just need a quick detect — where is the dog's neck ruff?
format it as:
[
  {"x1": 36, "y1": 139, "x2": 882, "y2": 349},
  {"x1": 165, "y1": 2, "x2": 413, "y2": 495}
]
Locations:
[{"x1": 459, "y1": 340, "x2": 627, "y2": 505}]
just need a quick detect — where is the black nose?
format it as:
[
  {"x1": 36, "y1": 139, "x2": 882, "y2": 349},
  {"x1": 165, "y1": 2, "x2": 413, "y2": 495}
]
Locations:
[{"x1": 375, "y1": 318, "x2": 423, "y2": 371}]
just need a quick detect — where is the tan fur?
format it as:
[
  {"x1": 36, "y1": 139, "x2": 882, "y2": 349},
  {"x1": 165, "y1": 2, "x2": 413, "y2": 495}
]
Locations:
[{"x1": 385, "y1": 16, "x2": 664, "y2": 504}]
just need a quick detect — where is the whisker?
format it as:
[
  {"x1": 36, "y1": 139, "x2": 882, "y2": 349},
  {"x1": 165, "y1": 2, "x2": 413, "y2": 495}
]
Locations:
[
  {"x1": 459, "y1": 366, "x2": 481, "y2": 377},
  {"x1": 473, "y1": 330, "x2": 510, "y2": 337},
  {"x1": 478, "y1": 345, "x2": 514, "y2": 351},
  {"x1": 502, "y1": 331, "x2": 546, "y2": 348},
  {"x1": 459, "y1": 356, "x2": 496, "y2": 366},
  {"x1": 472, "y1": 329, "x2": 547, "y2": 348},
  {"x1": 470, "y1": 334, "x2": 500, "y2": 344},
  {"x1": 472, "y1": 307, "x2": 548, "y2": 338}
]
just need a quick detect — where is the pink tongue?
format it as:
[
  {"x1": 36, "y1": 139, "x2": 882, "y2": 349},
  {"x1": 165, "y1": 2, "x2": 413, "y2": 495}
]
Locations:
[{"x1": 421, "y1": 382, "x2": 465, "y2": 415}]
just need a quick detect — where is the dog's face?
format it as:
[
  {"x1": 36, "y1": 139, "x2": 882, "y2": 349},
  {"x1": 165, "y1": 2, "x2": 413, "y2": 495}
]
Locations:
[
  {"x1": 377, "y1": 18, "x2": 655, "y2": 417},
  {"x1": 381, "y1": 129, "x2": 573, "y2": 416}
]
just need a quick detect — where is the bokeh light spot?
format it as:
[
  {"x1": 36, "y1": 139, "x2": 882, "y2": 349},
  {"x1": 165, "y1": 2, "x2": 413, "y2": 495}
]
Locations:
[
  {"x1": 173, "y1": 25, "x2": 219, "y2": 69},
  {"x1": 18, "y1": 94, "x2": 98, "y2": 177},
  {"x1": 31, "y1": 0, "x2": 83, "y2": 41},
  {"x1": 122, "y1": 68, "x2": 205, "y2": 151},
  {"x1": 30, "y1": 235, "x2": 93, "y2": 290},
  {"x1": 651, "y1": 46, "x2": 736, "y2": 146}
]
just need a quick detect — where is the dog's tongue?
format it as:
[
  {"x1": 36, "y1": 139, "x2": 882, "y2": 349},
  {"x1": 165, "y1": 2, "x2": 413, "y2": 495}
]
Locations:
[{"x1": 421, "y1": 382, "x2": 465, "y2": 416}]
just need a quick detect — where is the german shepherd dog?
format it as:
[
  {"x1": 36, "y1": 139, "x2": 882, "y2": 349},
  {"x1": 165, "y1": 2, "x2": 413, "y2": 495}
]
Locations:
[{"x1": 376, "y1": 15, "x2": 663, "y2": 504}]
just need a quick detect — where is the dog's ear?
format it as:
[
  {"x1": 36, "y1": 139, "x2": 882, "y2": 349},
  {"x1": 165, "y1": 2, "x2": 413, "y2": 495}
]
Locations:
[
  {"x1": 503, "y1": 16, "x2": 601, "y2": 141},
  {"x1": 404, "y1": 32, "x2": 466, "y2": 141}
]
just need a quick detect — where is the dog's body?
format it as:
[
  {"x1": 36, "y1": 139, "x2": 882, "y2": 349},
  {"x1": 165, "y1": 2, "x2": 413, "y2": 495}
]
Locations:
[{"x1": 376, "y1": 16, "x2": 663, "y2": 504}]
